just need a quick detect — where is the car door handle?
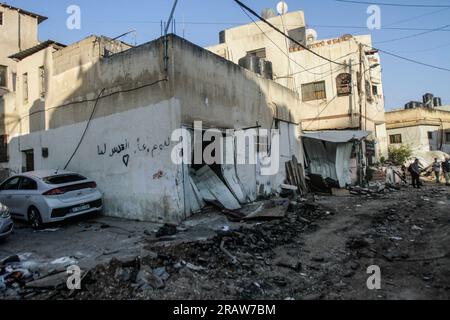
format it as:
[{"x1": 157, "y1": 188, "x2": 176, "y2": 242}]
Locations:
[
  {"x1": 25, "y1": 195, "x2": 31, "y2": 199},
  {"x1": 6, "y1": 195, "x2": 12, "y2": 199}
]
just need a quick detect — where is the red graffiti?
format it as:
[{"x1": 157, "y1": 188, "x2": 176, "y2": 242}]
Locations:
[{"x1": 153, "y1": 170, "x2": 164, "y2": 180}]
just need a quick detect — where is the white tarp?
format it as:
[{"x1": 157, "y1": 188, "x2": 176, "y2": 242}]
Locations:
[
  {"x1": 303, "y1": 130, "x2": 370, "y2": 188},
  {"x1": 302, "y1": 130, "x2": 371, "y2": 143}
]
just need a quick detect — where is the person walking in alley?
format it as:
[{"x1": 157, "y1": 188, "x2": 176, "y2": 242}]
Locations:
[
  {"x1": 432, "y1": 158, "x2": 441, "y2": 184},
  {"x1": 442, "y1": 157, "x2": 450, "y2": 186},
  {"x1": 409, "y1": 159, "x2": 421, "y2": 189}
]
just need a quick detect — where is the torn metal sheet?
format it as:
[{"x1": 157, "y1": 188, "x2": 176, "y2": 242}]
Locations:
[
  {"x1": 244, "y1": 199, "x2": 289, "y2": 220},
  {"x1": 221, "y1": 135, "x2": 249, "y2": 204},
  {"x1": 222, "y1": 165, "x2": 248, "y2": 204},
  {"x1": 192, "y1": 166, "x2": 241, "y2": 211}
]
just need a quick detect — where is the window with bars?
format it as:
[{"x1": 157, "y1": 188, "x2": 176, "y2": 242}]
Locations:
[
  {"x1": 301, "y1": 81, "x2": 326, "y2": 102},
  {"x1": 389, "y1": 134, "x2": 402, "y2": 144},
  {"x1": 336, "y1": 73, "x2": 352, "y2": 96}
]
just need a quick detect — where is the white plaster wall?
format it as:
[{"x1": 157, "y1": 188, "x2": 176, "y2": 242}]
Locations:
[
  {"x1": 8, "y1": 99, "x2": 185, "y2": 223},
  {"x1": 387, "y1": 125, "x2": 440, "y2": 152}
]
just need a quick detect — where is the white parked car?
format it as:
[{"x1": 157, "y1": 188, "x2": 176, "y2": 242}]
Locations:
[
  {"x1": 0, "y1": 203, "x2": 13, "y2": 240},
  {"x1": 0, "y1": 170, "x2": 103, "y2": 229}
]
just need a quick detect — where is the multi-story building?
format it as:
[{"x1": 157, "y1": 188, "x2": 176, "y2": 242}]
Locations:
[
  {"x1": 386, "y1": 94, "x2": 450, "y2": 154},
  {"x1": 207, "y1": 10, "x2": 388, "y2": 159}
]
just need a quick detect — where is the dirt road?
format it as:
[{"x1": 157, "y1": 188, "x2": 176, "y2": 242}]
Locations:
[{"x1": 2, "y1": 184, "x2": 449, "y2": 300}]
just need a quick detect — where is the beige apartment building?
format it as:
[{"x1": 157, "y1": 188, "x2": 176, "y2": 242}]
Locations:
[
  {"x1": 386, "y1": 106, "x2": 450, "y2": 154},
  {"x1": 207, "y1": 10, "x2": 388, "y2": 159}
]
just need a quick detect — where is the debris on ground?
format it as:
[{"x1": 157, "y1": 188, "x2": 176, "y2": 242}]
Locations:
[{"x1": 1, "y1": 183, "x2": 449, "y2": 300}]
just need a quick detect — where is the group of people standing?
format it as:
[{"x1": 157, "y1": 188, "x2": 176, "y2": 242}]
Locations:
[
  {"x1": 408, "y1": 157, "x2": 450, "y2": 188},
  {"x1": 432, "y1": 157, "x2": 450, "y2": 186}
]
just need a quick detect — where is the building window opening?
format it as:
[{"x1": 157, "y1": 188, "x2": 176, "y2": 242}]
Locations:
[
  {"x1": 247, "y1": 48, "x2": 266, "y2": 59},
  {"x1": 301, "y1": 81, "x2": 326, "y2": 102},
  {"x1": 336, "y1": 73, "x2": 352, "y2": 96},
  {"x1": 389, "y1": 134, "x2": 402, "y2": 144},
  {"x1": 22, "y1": 149, "x2": 34, "y2": 172}
]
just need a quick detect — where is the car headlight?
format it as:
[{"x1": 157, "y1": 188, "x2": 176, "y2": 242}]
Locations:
[{"x1": 0, "y1": 207, "x2": 10, "y2": 219}]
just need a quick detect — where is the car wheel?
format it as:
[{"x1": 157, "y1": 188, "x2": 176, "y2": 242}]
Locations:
[{"x1": 28, "y1": 207, "x2": 43, "y2": 230}]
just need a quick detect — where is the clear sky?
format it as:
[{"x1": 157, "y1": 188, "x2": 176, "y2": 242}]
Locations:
[{"x1": 6, "y1": 0, "x2": 450, "y2": 110}]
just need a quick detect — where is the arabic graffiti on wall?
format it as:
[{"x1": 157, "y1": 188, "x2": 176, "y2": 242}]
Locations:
[{"x1": 97, "y1": 137, "x2": 171, "y2": 167}]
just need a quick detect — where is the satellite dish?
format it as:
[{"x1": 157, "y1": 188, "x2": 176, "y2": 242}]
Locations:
[
  {"x1": 261, "y1": 8, "x2": 277, "y2": 19},
  {"x1": 306, "y1": 28, "x2": 318, "y2": 42},
  {"x1": 276, "y1": 1, "x2": 288, "y2": 15}
]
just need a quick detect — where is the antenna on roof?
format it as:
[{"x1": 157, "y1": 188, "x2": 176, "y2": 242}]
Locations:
[{"x1": 276, "y1": 1, "x2": 289, "y2": 15}]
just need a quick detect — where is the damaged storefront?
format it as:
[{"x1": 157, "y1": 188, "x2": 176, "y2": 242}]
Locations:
[
  {"x1": 302, "y1": 131, "x2": 371, "y2": 191},
  {"x1": 182, "y1": 118, "x2": 301, "y2": 217}
]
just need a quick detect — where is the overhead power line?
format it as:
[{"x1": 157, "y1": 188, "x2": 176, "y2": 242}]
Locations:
[
  {"x1": 367, "y1": 45, "x2": 450, "y2": 72},
  {"x1": 234, "y1": 0, "x2": 450, "y2": 73},
  {"x1": 233, "y1": 0, "x2": 345, "y2": 66},
  {"x1": 375, "y1": 24, "x2": 450, "y2": 44},
  {"x1": 238, "y1": 6, "x2": 330, "y2": 76},
  {"x1": 384, "y1": 8, "x2": 450, "y2": 27},
  {"x1": 335, "y1": 0, "x2": 450, "y2": 8}
]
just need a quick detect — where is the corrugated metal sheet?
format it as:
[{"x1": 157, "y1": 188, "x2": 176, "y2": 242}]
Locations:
[
  {"x1": 192, "y1": 166, "x2": 241, "y2": 210},
  {"x1": 302, "y1": 130, "x2": 370, "y2": 143}
]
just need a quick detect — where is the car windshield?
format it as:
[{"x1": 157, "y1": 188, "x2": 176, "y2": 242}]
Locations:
[{"x1": 42, "y1": 174, "x2": 87, "y2": 185}]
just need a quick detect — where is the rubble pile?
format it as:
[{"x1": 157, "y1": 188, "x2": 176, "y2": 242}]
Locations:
[{"x1": 24, "y1": 200, "x2": 336, "y2": 300}]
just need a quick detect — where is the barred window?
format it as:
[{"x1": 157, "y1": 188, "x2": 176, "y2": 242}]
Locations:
[
  {"x1": 301, "y1": 81, "x2": 326, "y2": 102},
  {"x1": 389, "y1": 134, "x2": 402, "y2": 144},
  {"x1": 336, "y1": 73, "x2": 352, "y2": 96}
]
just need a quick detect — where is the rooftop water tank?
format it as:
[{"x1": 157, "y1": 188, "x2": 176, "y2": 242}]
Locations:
[
  {"x1": 433, "y1": 97, "x2": 442, "y2": 107},
  {"x1": 238, "y1": 55, "x2": 261, "y2": 75},
  {"x1": 423, "y1": 93, "x2": 434, "y2": 107},
  {"x1": 259, "y1": 59, "x2": 273, "y2": 80}
]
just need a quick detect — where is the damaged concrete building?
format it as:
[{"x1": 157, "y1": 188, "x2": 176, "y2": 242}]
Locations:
[
  {"x1": 0, "y1": 5, "x2": 388, "y2": 222},
  {"x1": 0, "y1": 4, "x2": 304, "y2": 222}
]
